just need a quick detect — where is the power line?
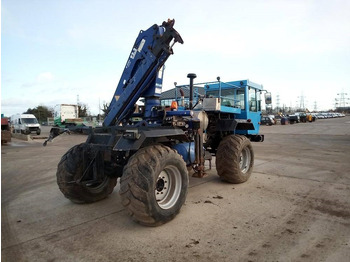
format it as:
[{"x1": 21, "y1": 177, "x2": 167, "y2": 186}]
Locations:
[{"x1": 335, "y1": 90, "x2": 349, "y2": 108}]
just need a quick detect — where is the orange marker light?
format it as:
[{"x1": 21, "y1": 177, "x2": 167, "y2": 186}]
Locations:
[{"x1": 171, "y1": 101, "x2": 178, "y2": 110}]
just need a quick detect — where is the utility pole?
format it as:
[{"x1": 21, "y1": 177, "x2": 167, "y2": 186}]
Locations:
[
  {"x1": 99, "y1": 98, "x2": 101, "y2": 121},
  {"x1": 335, "y1": 90, "x2": 349, "y2": 109},
  {"x1": 298, "y1": 92, "x2": 305, "y2": 111}
]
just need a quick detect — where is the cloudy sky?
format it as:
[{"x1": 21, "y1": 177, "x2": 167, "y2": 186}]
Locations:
[{"x1": 2, "y1": 0, "x2": 350, "y2": 116}]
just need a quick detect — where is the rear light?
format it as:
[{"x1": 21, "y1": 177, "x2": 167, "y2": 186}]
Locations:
[{"x1": 247, "y1": 119, "x2": 252, "y2": 123}]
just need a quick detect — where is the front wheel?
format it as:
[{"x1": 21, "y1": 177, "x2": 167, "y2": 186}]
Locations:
[
  {"x1": 56, "y1": 143, "x2": 118, "y2": 203},
  {"x1": 216, "y1": 135, "x2": 254, "y2": 183},
  {"x1": 120, "y1": 145, "x2": 188, "y2": 226}
]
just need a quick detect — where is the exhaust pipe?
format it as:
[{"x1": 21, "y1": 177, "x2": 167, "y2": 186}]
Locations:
[{"x1": 187, "y1": 73, "x2": 197, "y2": 110}]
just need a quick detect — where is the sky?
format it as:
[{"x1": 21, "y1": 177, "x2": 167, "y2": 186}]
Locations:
[{"x1": 1, "y1": 0, "x2": 350, "y2": 117}]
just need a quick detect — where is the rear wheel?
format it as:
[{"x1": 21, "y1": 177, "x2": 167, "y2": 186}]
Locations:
[
  {"x1": 57, "y1": 143, "x2": 118, "y2": 203},
  {"x1": 120, "y1": 145, "x2": 188, "y2": 226},
  {"x1": 216, "y1": 135, "x2": 254, "y2": 183}
]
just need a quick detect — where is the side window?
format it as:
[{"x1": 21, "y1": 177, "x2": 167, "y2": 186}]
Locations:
[
  {"x1": 236, "y1": 90, "x2": 245, "y2": 109},
  {"x1": 18, "y1": 119, "x2": 21, "y2": 124},
  {"x1": 221, "y1": 89, "x2": 235, "y2": 107},
  {"x1": 257, "y1": 92, "x2": 261, "y2": 111},
  {"x1": 249, "y1": 88, "x2": 257, "y2": 112}
]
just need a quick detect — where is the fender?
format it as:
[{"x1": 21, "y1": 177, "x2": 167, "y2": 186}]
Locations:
[{"x1": 113, "y1": 126, "x2": 189, "y2": 151}]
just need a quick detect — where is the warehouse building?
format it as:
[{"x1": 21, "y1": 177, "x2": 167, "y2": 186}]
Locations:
[{"x1": 160, "y1": 86, "x2": 205, "y2": 107}]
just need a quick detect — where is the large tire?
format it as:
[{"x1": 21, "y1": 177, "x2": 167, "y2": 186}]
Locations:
[
  {"x1": 57, "y1": 143, "x2": 118, "y2": 203},
  {"x1": 120, "y1": 145, "x2": 188, "y2": 226},
  {"x1": 216, "y1": 135, "x2": 254, "y2": 183}
]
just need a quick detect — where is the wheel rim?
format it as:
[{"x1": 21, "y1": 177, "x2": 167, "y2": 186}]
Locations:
[
  {"x1": 239, "y1": 146, "x2": 251, "y2": 174},
  {"x1": 155, "y1": 165, "x2": 182, "y2": 209},
  {"x1": 83, "y1": 177, "x2": 110, "y2": 192}
]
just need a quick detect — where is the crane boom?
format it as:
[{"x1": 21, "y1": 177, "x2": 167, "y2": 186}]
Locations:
[{"x1": 103, "y1": 19, "x2": 183, "y2": 127}]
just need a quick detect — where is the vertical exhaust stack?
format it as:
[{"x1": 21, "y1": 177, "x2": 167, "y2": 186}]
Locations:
[
  {"x1": 187, "y1": 73, "x2": 205, "y2": 178},
  {"x1": 187, "y1": 73, "x2": 197, "y2": 110}
]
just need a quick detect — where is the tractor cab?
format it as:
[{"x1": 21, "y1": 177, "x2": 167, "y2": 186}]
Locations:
[{"x1": 204, "y1": 79, "x2": 265, "y2": 135}]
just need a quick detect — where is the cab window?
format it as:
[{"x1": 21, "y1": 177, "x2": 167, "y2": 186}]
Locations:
[
  {"x1": 206, "y1": 89, "x2": 245, "y2": 109},
  {"x1": 249, "y1": 88, "x2": 257, "y2": 112}
]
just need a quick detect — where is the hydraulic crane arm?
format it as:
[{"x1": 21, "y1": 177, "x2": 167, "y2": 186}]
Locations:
[{"x1": 103, "y1": 19, "x2": 183, "y2": 127}]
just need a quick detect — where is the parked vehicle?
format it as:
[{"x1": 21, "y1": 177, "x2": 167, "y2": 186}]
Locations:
[
  {"x1": 281, "y1": 116, "x2": 289, "y2": 125},
  {"x1": 261, "y1": 116, "x2": 274, "y2": 126},
  {"x1": 54, "y1": 104, "x2": 83, "y2": 127},
  {"x1": 316, "y1": 113, "x2": 325, "y2": 119},
  {"x1": 307, "y1": 114, "x2": 315, "y2": 122},
  {"x1": 11, "y1": 114, "x2": 41, "y2": 135},
  {"x1": 288, "y1": 114, "x2": 300, "y2": 124},
  {"x1": 268, "y1": 115, "x2": 276, "y2": 124},
  {"x1": 310, "y1": 113, "x2": 318, "y2": 120},
  {"x1": 1, "y1": 116, "x2": 11, "y2": 144}
]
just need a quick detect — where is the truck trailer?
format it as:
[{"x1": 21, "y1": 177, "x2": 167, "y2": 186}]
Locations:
[{"x1": 54, "y1": 104, "x2": 83, "y2": 127}]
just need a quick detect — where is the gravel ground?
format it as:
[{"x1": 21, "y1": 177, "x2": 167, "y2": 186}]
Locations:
[{"x1": 2, "y1": 117, "x2": 350, "y2": 261}]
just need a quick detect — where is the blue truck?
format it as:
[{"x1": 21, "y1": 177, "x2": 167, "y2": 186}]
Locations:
[{"x1": 54, "y1": 20, "x2": 269, "y2": 226}]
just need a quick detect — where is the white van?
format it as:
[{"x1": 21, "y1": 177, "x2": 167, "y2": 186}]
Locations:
[{"x1": 11, "y1": 114, "x2": 41, "y2": 135}]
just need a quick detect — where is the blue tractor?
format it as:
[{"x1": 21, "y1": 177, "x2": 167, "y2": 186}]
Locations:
[{"x1": 55, "y1": 20, "x2": 269, "y2": 226}]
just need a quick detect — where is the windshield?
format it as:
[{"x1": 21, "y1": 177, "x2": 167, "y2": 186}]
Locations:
[{"x1": 21, "y1": 118, "x2": 38, "y2": 124}]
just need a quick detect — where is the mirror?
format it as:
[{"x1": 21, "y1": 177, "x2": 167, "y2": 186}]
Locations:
[{"x1": 264, "y1": 92, "x2": 272, "y2": 105}]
